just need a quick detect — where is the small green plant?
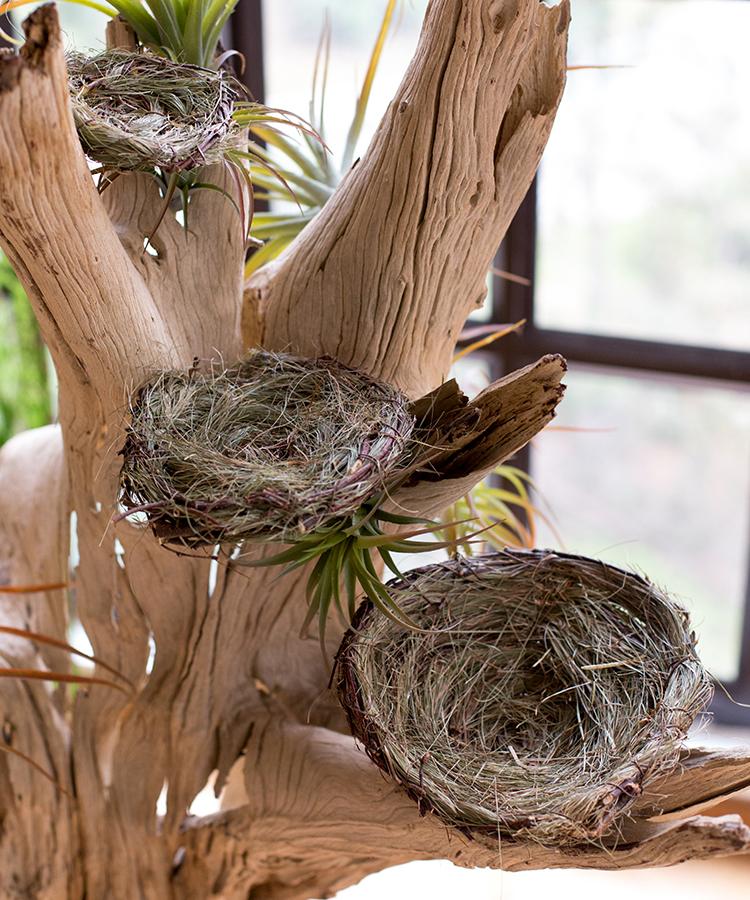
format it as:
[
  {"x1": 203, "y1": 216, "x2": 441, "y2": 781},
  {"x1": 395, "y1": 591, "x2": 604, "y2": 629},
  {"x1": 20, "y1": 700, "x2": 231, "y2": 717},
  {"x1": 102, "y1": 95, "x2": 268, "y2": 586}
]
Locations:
[
  {"x1": 1, "y1": 1, "x2": 319, "y2": 249},
  {"x1": 242, "y1": 502, "x2": 464, "y2": 649},
  {"x1": 438, "y1": 465, "x2": 557, "y2": 555}
]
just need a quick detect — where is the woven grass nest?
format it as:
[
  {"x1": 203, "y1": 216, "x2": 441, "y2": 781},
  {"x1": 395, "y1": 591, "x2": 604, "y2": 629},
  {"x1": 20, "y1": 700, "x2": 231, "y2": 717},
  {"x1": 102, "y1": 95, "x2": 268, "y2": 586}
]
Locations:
[
  {"x1": 337, "y1": 549, "x2": 712, "y2": 847},
  {"x1": 119, "y1": 350, "x2": 416, "y2": 548},
  {"x1": 67, "y1": 49, "x2": 243, "y2": 172}
]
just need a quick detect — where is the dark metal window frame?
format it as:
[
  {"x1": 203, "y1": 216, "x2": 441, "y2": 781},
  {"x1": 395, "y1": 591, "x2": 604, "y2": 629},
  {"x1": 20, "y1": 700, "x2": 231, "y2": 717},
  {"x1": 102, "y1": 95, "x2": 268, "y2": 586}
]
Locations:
[
  {"x1": 227, "y1": 0, "x2": 265, "y2": 103},
  {"x1": 234, "y1": 0, "x2": 750, "y2": 724}
]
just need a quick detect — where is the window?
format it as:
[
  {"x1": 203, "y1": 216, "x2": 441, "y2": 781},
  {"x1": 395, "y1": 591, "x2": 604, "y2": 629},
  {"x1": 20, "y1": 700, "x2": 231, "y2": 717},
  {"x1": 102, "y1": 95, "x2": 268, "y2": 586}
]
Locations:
[
  {"x1": 231, "y1": 0, "x2": 750, "y2": 721},
  {"x1": 493, "y1": 0, "x2": 750, "y2": 722}
]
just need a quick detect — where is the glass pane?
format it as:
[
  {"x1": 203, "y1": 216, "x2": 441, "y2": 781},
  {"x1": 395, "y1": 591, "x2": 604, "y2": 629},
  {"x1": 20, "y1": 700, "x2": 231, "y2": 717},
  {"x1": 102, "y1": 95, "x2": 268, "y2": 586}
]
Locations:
[
  {"x1": 532, "y1": 366, "x2": 750, "y2": 682},
  {"x1": 264, "y1": 1, "x2": 428, "y2": 161},
  {"x1": 536, "y1": 0, "x2": 750, "y2": 351}
]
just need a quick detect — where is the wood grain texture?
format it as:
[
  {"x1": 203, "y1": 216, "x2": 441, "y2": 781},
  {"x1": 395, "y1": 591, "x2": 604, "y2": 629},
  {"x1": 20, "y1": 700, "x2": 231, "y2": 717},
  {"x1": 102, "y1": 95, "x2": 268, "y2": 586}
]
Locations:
[
  {"x1": 175, "y1": 723, "x2": 750, "y2": 899},
  {"x1": 631, "y1": 746, "x2": 750, "y2": 820},
  {"x1": 1, "y1": 4, "x2": 746, "y2": 899},
  {"x1": 246, "y1": 0, "x2": 571, "y2": 398}
]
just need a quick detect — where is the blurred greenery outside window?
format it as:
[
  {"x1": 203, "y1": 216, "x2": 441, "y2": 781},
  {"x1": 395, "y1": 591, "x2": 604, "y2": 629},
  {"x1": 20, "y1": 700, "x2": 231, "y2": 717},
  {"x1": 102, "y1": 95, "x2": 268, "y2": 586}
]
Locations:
[{"x1": 0, "y1": 254, "x2": 54, "y2": 444}]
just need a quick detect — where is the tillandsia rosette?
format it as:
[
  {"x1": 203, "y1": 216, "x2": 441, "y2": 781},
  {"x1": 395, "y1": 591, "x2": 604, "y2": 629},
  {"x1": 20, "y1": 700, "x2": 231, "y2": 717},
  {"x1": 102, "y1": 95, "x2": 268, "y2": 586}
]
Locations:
[
  {"x1": 66, "y1": 49, "x2": 245, "y2": 174},
  {"x1": 337, "y1": 549, "x2": 713, "y2": 847},
  {"x1": 119, "y1": 350, "x2": 444, "y2": 642}
]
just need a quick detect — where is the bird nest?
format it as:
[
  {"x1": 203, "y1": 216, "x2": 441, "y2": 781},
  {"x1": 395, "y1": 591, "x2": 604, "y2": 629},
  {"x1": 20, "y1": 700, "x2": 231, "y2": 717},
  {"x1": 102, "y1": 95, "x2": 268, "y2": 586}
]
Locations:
[
  {"x1": 119, "y1": 350, "x2": 416, "y2": 548},
  {"x1": 67, "y1": 49, "x2": 243, "y2": 173},
  {"x1": 337, "y1": 550, "x2": 712, "y2": 847}
]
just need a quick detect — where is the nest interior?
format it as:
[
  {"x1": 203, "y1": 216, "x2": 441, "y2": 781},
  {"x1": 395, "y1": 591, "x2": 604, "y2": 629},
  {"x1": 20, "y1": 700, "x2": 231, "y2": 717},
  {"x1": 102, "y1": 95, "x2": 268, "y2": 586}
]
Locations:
[
  {"x1": 120, "y1": 350, "x2": 416, "y2": 547},
  {"x1": 337, "y1": 549, "x2": 713, "y2": 847},
  {"x1": 67, "y1": 49, "x2": 243, "y2": 172}
]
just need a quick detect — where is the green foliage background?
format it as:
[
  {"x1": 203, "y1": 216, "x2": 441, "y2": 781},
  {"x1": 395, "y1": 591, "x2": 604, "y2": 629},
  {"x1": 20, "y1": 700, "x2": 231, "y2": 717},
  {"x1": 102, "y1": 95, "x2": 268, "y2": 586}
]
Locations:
[{"x1": 0, "y1": 253, "x2": 52, "y2": 445}]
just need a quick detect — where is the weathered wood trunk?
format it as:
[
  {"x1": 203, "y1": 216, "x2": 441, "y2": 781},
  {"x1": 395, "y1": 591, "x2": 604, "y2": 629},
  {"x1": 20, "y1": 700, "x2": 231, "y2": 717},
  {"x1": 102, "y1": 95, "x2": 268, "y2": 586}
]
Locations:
[{"x1": 0, "y1": 3, "x2": 748, "y2": 897}]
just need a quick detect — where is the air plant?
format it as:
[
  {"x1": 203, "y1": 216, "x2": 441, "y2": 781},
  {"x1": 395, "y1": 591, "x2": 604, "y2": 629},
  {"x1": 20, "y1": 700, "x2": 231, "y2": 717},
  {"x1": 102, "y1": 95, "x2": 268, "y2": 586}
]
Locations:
[
  {"x1": 245, "y1": 0, "x2": 400, "y2": 276},
  {"x1": 1, "y1": 0, "x2": 318, "y2": 246},
  {"x1": 241, "y1": 502, "x2": 461, "y2": 647},
  {"x1": 429, "y1": 322, "x2": 556, "y2": 556},
  {"x1": 437, "y1": 464, "x2": 554, "y2": 555}
]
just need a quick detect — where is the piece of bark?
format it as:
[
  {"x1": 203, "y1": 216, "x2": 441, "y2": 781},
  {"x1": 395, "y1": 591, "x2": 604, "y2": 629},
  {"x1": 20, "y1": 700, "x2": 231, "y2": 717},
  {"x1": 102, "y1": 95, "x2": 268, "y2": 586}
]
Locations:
[
  {"x1": 393, "y1": 355, "x2": 566, "y2": 518},
  {"x1": 632, "y1": 746, "x2": 750, "y2": 820}
]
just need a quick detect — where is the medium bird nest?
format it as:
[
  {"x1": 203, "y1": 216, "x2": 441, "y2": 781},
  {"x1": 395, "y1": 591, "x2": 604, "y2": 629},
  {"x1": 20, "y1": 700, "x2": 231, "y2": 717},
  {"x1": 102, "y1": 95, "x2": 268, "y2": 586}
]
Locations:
[
  {"x1": 337, "y1": 550, "x2": 712, "y2": 847},
  {"x1": 119, "y1": 350, "x2": 416, "y2": 548},
  {"x1": 67, "y1": 49, "x2": 243, "y2": 173}
]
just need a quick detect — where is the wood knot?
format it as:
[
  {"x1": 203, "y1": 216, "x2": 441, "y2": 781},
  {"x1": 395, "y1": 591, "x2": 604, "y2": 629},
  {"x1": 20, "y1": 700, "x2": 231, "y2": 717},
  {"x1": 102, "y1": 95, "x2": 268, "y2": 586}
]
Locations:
[{"x1": 491, "y1": 0, "x2": 520, "y2": 33}]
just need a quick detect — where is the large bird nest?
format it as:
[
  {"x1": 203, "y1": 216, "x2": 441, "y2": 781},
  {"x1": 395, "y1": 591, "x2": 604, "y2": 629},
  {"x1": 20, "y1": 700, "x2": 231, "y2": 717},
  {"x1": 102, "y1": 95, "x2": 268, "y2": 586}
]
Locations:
[
  {"x1": 67, "y1": 49, "x2": 243, "y2": 173},
  {"x1": 337, "y1": 550, "x2": 712, "y2": 847},
  {"x1": 119, "y1": 350, "x2": 416, "y2": 548}
]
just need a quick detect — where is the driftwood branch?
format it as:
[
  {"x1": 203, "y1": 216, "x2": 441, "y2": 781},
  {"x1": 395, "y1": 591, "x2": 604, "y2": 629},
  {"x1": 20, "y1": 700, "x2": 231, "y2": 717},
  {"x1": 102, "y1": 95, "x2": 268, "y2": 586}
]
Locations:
[
  {"x1": 393, "y1": 354, "x2": 567, "y2": 517},
  {"x1": 174, "y1": 721, "x2": 750, "y2": 899},
  {"x1": 0, "y1": 3, "x2": 746, "y2": 898},
  {"x1": 247, "y1": 0, "x2": 571, "y2": 397}
]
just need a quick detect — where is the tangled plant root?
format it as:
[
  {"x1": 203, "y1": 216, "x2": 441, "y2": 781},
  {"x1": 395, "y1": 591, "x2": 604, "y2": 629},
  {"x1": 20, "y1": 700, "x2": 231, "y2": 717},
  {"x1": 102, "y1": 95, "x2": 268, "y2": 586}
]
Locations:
[
  {"x1": 67, "y1": 49, "x2": 243, "y2": 173},
  {"x1": 338, "y1": 550, "x2": 713, "y2": 847},
  {"x1": 120, "y1": 350, "x2": 416, "y2": 548}
]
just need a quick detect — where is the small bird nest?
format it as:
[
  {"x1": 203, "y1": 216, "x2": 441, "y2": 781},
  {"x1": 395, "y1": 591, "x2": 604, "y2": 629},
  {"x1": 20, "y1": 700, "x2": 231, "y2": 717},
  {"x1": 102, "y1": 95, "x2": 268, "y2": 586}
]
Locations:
[
  {"x1": 67, "y1": 49, "x2": 243, "y2": 173},
  {"x1": 337, "y1": 550, "x2": 712, "y2": 847},
  {"x1": 119, "y1": 350, "x2": 416, "y2": 548}
]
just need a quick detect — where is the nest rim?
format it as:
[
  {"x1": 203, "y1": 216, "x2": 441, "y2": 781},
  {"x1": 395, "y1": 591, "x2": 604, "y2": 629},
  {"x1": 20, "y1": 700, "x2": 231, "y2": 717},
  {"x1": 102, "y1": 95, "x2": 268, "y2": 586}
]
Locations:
[{"x1": 337, "y1": 549, "x2": 712, "y2": 847}]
